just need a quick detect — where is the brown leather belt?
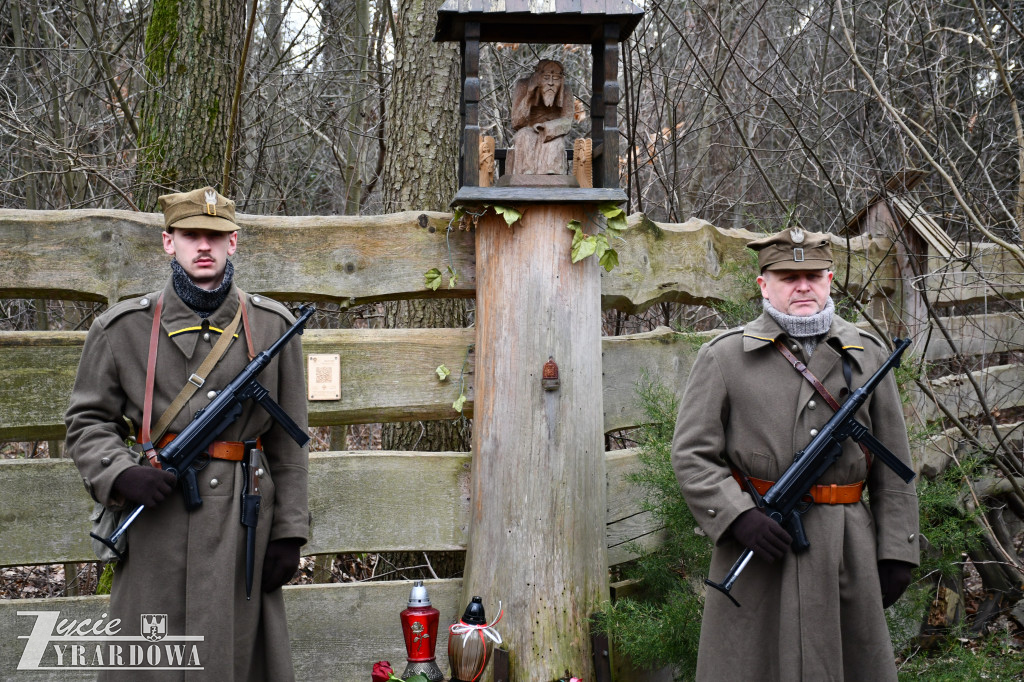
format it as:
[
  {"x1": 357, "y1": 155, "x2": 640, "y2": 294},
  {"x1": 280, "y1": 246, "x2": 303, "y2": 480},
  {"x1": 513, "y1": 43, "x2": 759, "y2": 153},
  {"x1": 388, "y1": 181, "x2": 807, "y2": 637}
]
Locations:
[
  {"x1": 157, "y1": 433, "x2": 260, "y2": 462},
  {"x1": 732, "y1": 469, "x2": 864, "y2": 505}
]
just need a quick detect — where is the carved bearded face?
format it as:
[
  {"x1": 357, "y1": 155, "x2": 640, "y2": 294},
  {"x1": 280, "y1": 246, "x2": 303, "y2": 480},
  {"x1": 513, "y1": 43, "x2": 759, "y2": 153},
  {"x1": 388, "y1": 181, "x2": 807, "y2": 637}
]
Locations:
[{"x1": 538, "y1": 63, "x2": 563, "y2": 107}]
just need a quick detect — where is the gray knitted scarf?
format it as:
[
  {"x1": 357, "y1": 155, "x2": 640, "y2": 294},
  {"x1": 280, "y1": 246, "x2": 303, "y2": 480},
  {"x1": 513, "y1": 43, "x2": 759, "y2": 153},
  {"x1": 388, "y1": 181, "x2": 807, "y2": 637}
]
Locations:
[
  {"x1": 763, "y1": 297, "x2": 834, "y2": 358},
  {"x1": 171, "y1": 259, "x2": 234, "y2": 318}
]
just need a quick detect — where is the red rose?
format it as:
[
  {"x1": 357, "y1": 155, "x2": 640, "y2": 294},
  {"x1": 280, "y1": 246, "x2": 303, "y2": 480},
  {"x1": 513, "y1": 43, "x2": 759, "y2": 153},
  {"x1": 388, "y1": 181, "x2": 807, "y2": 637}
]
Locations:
[{"x1": 371, "y1": 660, "x2": 394, "y2": 682}]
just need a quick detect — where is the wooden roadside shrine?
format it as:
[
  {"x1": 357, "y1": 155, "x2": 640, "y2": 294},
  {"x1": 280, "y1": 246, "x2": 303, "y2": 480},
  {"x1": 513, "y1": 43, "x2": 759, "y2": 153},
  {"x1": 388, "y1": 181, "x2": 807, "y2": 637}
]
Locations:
[{"x1": 434, "y1": 2, "x2": 643, "y2": 679}]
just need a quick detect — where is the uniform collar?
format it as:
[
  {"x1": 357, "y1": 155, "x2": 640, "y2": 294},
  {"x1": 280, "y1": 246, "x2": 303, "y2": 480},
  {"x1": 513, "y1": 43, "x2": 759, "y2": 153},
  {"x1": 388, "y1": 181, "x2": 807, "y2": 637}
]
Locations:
[
  {"x1": 742, "y1": 311, "x2": 866, "y2": 358},
  {"x1": 160, "y1": 277, "x2": 240, "y2": 360}
]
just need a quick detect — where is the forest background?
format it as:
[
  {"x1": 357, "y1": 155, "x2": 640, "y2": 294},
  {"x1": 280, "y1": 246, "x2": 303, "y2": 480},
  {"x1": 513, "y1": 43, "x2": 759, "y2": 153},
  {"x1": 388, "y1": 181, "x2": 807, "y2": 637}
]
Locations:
[{"x1": 1, "y1": 0, "x2": 1023, "y2": 678}]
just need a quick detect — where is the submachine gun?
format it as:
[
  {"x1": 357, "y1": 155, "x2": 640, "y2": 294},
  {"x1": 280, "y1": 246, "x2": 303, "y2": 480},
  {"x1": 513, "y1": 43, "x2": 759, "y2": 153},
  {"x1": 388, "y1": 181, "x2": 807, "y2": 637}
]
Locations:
[
  {"x1": 705, "y1": 337, "x2": 917, "y2": 607},
  {"x1": 91, "y1": 305, "x2": 315, "y2": 580}
]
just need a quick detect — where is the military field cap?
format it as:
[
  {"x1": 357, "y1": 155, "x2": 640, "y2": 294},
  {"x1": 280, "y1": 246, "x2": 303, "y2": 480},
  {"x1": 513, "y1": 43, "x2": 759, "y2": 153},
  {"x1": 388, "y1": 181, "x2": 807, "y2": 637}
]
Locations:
[
  {"x1": 158, "y1": 186, "x2": 237, "y2": 232},
  {"x1": 746, "y1": 227, "x2": 833, "y2": 272}
]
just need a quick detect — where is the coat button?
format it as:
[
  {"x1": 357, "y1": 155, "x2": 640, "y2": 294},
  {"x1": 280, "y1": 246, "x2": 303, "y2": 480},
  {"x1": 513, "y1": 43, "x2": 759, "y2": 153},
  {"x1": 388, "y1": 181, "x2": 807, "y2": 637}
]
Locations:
[
  {"x1": 207, "y1": 390, "x2": 218, "y2": 399},
  {"x1": 808, "y1": 400, "x2": 817, "y2": 410},
  {"x1": 100, "y1": 457, "x2": 111, "y2": 466},
  {"x1": 908, "y1": 533, "x2": 916, "y2": 542},
  {"x1": 203, "y1": 332, "x2": 211, "y2": 342},
  {"x1": 707, "y1": 509, "x2": 717, "y2": 517},
  {"x1": 209, "y1": 478, "x2": 220, "y2": 489},
  {"x1": 139, "y1": 298, "x2": 149, "y2": 306},
  {"x1": 253, "y1": 296, "x2": 261, "y2": 303},
  {"x1": 791, "y1": 345, "x2": 801, "y2": 353},
  {"x1": 810, "y1": 429, "x2": 819, "y2": 436}
]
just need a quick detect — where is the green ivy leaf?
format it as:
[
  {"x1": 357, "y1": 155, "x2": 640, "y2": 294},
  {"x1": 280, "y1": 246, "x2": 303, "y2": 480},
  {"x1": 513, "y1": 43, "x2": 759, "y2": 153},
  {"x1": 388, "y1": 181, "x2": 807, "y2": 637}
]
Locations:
[
  {"x1": 424, "y1": 268, "x2": 442, "y2": 291},
  {"x1": 571, "y1": 233, "x2": 598, "y2": 263},
  {"x1": 436, "y1": 364, "x2": 451, "y2": 381},
  {"x1": 446, "y1": 265, "x2": 459, "y2": 289},
  {"x1": 452, "y1": 393, "x2": 467, "y2": 413},
  {"x1": 599, "y1": 248, "x2": 620, "y2": 272},
  {"x1": 593, "y1": 233, "x2": 610, "y2": 261},
  {"x1": 599, "y1": 202, "x2": 628, "y2": 237},
  {"x1": 493, "y1": 204, "x2": 522, "y2": 226},
  {"x1": 599, "y1": 202, "x2": 627, "y2": 229}
]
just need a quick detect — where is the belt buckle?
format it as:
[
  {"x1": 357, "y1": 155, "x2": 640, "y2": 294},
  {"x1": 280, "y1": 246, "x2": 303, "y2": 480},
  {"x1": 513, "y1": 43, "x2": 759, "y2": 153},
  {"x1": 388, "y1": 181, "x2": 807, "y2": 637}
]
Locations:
[{"x1": 188, "y1": 373, "x2": 205, "y2": 388}]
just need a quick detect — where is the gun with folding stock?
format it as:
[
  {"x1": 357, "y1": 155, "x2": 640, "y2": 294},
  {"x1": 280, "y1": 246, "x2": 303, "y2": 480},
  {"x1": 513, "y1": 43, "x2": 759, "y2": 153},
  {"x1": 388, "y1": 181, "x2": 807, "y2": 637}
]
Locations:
[
  {"x1": 91, "y1": 305, "x2": 314, "y2": 559},
  {"x1": 705, "y1": 337, "x2": 917, "y2": 607}
]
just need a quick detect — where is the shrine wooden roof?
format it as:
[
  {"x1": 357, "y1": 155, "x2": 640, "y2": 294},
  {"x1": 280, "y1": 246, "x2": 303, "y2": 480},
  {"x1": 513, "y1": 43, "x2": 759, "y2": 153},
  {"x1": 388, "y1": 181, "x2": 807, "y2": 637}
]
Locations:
[{"x1": 434, "y1": 0, "x2": 644, "y2": 44}]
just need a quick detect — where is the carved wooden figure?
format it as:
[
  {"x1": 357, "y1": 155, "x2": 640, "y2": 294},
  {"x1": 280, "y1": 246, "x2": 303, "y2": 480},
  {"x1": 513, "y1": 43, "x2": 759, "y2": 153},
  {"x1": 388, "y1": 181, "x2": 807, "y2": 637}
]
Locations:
[{"x1": 507, "y1": 60, "x2": 574, "y2": 176}]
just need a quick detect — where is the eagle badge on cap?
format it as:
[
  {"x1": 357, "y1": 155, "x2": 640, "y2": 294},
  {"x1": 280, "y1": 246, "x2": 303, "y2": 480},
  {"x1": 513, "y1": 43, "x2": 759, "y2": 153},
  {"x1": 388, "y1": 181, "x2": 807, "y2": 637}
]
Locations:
[
  {"x1": 204, "y1": 189, "x2": 217, "y2": 216},
  {"x1": 790, "y1": 227, "x2": 805, "y2": 244}
]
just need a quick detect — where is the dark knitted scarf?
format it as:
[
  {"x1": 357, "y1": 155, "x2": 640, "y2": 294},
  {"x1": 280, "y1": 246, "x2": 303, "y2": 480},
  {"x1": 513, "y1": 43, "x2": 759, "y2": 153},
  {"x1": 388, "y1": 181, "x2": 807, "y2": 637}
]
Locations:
[
  {"x1": 171, "y1": 259, "x2": 234, "y2": 318},
  {"x1": 763, "y1": 297, "x2": 834, "y2": 358}
]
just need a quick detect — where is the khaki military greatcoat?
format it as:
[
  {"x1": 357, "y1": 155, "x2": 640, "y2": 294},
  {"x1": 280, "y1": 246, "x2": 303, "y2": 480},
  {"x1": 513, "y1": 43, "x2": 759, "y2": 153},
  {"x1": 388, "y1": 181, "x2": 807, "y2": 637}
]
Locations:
[
  {"x1": 66, "y1": 278, "x2": 309, "y2": 682},
  {"x1": 672, "y1": 313, "x2": 919, "y2": 681}
]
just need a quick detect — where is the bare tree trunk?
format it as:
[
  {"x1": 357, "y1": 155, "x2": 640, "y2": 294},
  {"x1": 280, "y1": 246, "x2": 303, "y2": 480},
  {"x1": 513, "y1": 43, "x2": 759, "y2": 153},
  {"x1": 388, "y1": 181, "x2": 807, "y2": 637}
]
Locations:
[
  {"x1": 135, "y1": 0, "x2": 246, "y2": 208},
  {"x1": 380, "y1": 0, "x2": 464, "y2": 454}
]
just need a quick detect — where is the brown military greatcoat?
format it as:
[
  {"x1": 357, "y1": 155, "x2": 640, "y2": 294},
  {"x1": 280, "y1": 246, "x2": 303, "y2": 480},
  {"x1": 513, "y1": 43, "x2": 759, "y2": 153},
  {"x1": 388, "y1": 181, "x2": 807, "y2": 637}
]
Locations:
[
  {"x1": 66, "y1": 277, "x2": 309, "y2": 681},
  {"x1": 672, "y1": 312, "x2": 919, "y2": 681}
]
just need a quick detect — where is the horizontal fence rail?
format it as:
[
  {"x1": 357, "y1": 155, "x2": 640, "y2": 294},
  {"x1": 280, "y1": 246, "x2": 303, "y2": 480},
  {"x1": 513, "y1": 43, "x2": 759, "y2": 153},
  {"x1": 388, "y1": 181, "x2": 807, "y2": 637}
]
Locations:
[
  {"x1": 0, "y1": 449, "x2": 652, "y2": 568},
  {"x1": 0, "y1": 209, "x2": 891, "y2": 311},
  {"x1": 2, "y1": 325, "x2": 1012, "y2": 442}
]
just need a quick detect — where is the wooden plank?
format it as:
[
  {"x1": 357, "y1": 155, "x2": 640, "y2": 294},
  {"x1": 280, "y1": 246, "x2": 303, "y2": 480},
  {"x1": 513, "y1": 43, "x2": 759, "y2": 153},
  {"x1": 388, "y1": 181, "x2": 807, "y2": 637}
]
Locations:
[
  {"x1": 0, "y1": 328, "x2": 476, "y2": 441},
  {"x1": 925, "y1": 242, "x2": 1024, "y2": 305},
  {"x1": 0, "y1": 451, "x2": 660, "y2": 568},
  {"x1": 305, "y1": 452, "x2": 472, "y2": 555},
  {"x1": 602, "y1": 215, "x2": 893, "y2": 315},
  {"x1": 1, "y1": 327, "x2": 707, "y2": 441},
  {"x1": 923, "y1": 313, "x2": 1024, "y2": 362},
  {"x1": 601, "y1": 326, "x2": 710, "y2": 432},
  {"x1": 0, "y1": 207, "x2": 891, "y2": 316},
  {"x1": 907, "y1": 364, "x2": 1024, "y2": 424},
  {"x1": 0, "y1": 453, "x2": 472, "y2": 567},
  {"x1": 606, "y1": 449, "x2": 667, "y2": 566},
  {"x1": 0, "y1": 580, "x2": 463, "y2": 681},
  {"x1": 915, "y1": 421, "x2": 1023, "y2": 480},
  {"x1": 0, "y1": 209, "x2": 475, "y2": 304}
]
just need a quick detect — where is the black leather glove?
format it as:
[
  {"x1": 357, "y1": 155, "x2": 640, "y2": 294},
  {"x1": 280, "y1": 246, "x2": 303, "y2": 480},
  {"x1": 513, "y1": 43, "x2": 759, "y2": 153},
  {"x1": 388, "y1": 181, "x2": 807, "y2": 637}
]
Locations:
[
  {"x1": 729, "y1": 508, "x2": 793, "y2": 563},
  {"x1": 112, "y1": 465, "x2": 177, "y2": 508},
  {"x1": 878, "y1": 559, "x2": 913, "y2": 608},
  {"x1": 262, "y1": 538, "x2": 303, "y2": 593}
]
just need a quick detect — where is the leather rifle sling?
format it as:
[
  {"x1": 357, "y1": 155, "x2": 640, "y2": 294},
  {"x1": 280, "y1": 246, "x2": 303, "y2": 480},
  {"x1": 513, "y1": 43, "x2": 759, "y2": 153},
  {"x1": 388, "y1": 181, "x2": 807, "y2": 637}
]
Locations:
[
  {"x1": 141, "y1": 291, "x2": 250, "y2": 466},
  {"x1": 773, "y1": 339, "x2": 873, "y2": 468}
]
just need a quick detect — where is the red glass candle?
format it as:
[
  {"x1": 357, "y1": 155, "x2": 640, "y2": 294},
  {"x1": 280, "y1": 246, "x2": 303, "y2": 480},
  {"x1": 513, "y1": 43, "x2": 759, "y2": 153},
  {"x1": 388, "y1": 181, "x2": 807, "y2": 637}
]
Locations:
[{"x1": 400, "y1": 581, "x2": 440, "y2": 663}]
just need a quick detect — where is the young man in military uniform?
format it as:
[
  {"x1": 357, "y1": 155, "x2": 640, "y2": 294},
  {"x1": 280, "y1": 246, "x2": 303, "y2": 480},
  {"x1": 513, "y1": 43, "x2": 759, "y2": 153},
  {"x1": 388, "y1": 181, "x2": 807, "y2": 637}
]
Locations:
[
  {"x1": 66, "y1": 187, "x2": 309, "y2": 680},
  {"x1": 672, "y1": 228, "x2": 919, "y2": 680}
]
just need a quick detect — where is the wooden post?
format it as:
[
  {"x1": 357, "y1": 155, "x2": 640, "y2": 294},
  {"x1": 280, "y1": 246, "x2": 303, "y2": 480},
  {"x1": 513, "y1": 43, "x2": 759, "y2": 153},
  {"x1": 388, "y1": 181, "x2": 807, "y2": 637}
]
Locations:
[
  {"x1": 601, "y1": 23, "x2": 620, "y2": 190},
  {"x1": 463, "y1": 202, "x2": 608, "y2": 680},
  {"x1": 460, "y1": 22, "x2": 481, "y2": 188}
]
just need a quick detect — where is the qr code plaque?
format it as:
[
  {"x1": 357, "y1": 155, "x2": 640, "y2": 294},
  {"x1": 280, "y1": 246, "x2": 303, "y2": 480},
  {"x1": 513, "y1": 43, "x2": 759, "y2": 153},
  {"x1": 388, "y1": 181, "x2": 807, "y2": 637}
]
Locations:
[{"x1": 307, "y1": 354, "x2": 340, "y2": 401}]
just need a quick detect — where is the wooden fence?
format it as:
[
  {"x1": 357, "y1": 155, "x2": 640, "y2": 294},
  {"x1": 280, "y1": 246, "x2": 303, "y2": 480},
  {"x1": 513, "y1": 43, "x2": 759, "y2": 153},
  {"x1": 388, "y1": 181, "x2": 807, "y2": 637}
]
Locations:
[{"x1": 1, "y1": 208, "x2": 1022, "y2": 680}]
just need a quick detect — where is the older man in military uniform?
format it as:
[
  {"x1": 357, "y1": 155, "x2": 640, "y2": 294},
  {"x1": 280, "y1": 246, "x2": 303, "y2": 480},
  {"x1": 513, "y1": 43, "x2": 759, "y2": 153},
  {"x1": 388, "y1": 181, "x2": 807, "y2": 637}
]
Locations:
[
  {"x1": 66, "y1": 187, "x2": 309, "y2": 680},
  {"x1": 672, "y1": 228, "x2": 919, "y2": 680}
]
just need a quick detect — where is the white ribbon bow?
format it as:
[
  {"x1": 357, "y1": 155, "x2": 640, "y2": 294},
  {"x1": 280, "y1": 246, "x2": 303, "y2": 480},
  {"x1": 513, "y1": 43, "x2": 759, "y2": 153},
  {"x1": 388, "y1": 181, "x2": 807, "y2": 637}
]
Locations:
[{"x1": 449, "y1": 601, "x2": 504, "y2": 646}]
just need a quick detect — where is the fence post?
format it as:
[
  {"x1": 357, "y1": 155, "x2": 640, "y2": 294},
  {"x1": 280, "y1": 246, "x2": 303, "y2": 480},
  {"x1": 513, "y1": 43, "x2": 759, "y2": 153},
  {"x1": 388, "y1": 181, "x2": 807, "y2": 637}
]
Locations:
[{"x1": 463, "y1": 202, "x2": 608, "y2": 680}]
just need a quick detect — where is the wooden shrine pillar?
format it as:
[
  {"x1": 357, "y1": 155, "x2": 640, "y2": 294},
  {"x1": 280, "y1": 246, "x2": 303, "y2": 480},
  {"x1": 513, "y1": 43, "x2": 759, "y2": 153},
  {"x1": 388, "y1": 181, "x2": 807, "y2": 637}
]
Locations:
[{"x1": 464, "y1": 202, "x2": 608, "y2": 681}]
